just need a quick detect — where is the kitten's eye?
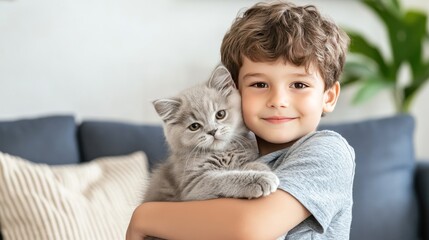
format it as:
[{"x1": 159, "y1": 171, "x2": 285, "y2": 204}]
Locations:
[
  {"x1": 291, "y1": 82, "x2": 308, "y2": 89},
  {"x1": 216, "y1": 110, "x2": 226, "y2": 120},
  {"x1": 188, "y1": 123, "x2": 201, "y2": 131}
]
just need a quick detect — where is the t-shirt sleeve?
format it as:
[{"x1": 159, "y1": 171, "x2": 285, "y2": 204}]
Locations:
[{"x1": 273, "y1": 130, "x2": 355, "y2": 233}]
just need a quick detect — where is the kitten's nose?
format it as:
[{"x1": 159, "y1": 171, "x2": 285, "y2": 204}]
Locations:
[{"x1": 208, "y1": 129, "x2": 218, "y2": 136}]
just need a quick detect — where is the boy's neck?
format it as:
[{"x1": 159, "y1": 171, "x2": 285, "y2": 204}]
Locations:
[{"x1": 256, "y1": 136, "x2": 297, "y2": 156}]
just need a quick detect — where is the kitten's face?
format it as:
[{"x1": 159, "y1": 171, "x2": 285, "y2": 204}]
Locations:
[
  {"x1": 170, "y1": 87, "x2": 242, "y2": 151},
  {"x1": 154, "y1": 66, "x2": 246, "y2": 152}
]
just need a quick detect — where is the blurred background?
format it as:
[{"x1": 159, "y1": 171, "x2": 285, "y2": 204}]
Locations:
[{"x1": 0, "y1": 0, "x2": 428, "y2": 159}]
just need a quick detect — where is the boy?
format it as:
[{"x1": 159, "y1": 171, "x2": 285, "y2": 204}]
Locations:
[{"x1": 126, "y1": 1, "x2": 355, "y2": 239}]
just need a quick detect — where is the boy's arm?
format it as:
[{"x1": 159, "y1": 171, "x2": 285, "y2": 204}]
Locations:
[{"x1": 126, "y1": 190, "x2": 310, "y2": 240}]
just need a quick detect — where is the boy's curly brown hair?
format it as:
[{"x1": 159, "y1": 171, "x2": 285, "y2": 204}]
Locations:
[{"x1": 221, "y1": 1, "x2": 349, "y2": 90}]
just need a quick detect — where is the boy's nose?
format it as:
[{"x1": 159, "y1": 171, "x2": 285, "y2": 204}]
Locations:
[{"x1": 267, "y1": 90, "x2": 289, "y2": 108}]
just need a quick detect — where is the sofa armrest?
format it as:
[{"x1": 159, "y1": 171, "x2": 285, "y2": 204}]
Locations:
[{"x1": 416, "y1": 160, "x2": 429, "y2": 240}]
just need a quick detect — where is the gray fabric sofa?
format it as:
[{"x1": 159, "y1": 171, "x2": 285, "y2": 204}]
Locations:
[{"x1": 0, "y1": 114, "x2": 428, "y2": 240}]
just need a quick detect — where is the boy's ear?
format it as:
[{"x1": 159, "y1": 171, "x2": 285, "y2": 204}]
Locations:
[
  {"x1": 152, "y1": 97, "x2": 182, "y2": 123},
  {"x1": 323, "y1": 82, "x2": 340, "y2": 113},
  {"x1": 207, "y1": 65, "x2": 236, "y2": 94}
]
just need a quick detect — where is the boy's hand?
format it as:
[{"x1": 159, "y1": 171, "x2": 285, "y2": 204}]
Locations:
[{"x1": 126, "y1": 205, "x2": 147, "y2": 240}]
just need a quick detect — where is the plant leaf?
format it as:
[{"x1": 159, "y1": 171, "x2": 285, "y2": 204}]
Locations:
[
  {"x1": 352, "y1": 76, "x2": 392, "y2": 104},
  {"x1": 402, "y1": 10, "x2": 427, "y2": 77},
  {"x1": 363, "y1": 0, "x2": 404, "y2": 70},
  {"x1": 341, "y1": 61, "x2": 376, "y2": 86},
  {"x1": 344, "y1": 61, "x2": 375, "y2": 76},
  {"x1": 403, "y1": 61, "x2": 429, "y2": 111},
  {"x1": 378, "y1": 0, "x2": 402, "y2": 17},
  {"x1": 346, "y1": 31, "x2": 390, "y2": 77}
]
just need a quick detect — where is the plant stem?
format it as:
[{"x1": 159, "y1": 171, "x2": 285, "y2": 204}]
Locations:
[{"x1": 393, "y1": 86, "x2": 403, "y2": 113}]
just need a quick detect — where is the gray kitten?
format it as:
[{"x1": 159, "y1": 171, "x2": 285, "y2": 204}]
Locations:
[{"x1": 144, "y1": 65, "x2": 279, "y2": 203}]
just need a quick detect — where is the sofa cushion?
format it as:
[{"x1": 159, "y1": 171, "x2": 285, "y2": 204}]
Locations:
[
  {"x1": 0, "y1": 116, "x2": 80, "y2": 165},
  {"x1": 319, "y1": 114, "x2": 419, "y2": 240},
  {"x1": 0, "y1": 151, "x2": 149, "y2": 240},
  {"x1": 78, "y1": 120, "x2": 168, "y2": 168}
]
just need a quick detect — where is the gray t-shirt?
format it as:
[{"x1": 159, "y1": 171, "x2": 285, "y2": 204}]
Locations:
[{"x1": 258, "y1": 130, "x2": 355, "y2": 240}]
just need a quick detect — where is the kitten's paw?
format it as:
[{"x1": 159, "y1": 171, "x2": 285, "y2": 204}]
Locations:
[{"x1": 243, "y1": 172, "x2": 279, "y2": 199}]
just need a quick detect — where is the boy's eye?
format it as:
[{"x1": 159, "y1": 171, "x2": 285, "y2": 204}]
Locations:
[
  {"x1": 188, "y1": 123, "x2": 201, "y2": 131},
  {"x1": 291, "y1": 82, "x2": 308, "y2": 89},
  {"x1": 251, "y1": 82, "x2": 268, "y2": 88},
  {"x1": 216, "y1": 110, "x2": 226, "y2": 120}
]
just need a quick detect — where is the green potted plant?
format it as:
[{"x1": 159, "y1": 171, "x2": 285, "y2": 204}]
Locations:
[{"x1": 341, "y1": 0, "x2": 429, "y2": 112}]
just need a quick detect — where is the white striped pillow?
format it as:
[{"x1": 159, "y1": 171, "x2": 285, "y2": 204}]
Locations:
[{"x1": 0, "y1": 151, "x2": 149, "y2": 240}]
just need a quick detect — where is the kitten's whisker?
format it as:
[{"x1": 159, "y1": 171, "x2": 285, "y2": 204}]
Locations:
[{"x1": 231, "y1": 135, "x2": 254, "y2": 150}]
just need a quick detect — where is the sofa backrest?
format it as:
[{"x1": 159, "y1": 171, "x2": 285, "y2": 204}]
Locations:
[
  {"x1": 78, "y1": 120, "x2": 168, "y2": 168},
  {"x1": 0, "y1": 114, "x2": 421, "y2": 240},
  {"x1": 0, "y1": 115, "x2": 80, "y2": 165}
]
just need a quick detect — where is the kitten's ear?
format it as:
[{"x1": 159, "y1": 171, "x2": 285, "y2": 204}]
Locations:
[
  {"x1": 207, "y1": 65, "x2": 236, "y2": 93},
  {"x1": 152, "y1": 97, "x2": 182, "y2": 123}
]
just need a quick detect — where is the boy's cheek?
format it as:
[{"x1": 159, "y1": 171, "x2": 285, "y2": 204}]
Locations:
[
  {"x1": 240, "y1": 94, "x2": 253, "y2": 112},
  {"x1": 241, "y1": 99, "x2": 257, "y2": 124}
]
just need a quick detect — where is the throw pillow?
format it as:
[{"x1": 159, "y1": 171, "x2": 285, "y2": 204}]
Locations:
[{"x1": 0, "y1": 151, "x2": 149, "y2": 240}]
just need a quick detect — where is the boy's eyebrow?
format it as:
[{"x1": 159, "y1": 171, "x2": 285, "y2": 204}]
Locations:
[
  {"x1": 242, "y1": 72, "x2": 317, "y2": 81},
  {"x1": 290, "y1": 72, "x2": 317, "y2": 81},
  {"x1": 242, "y1": 73, "x2": 266, "y2": 80}
]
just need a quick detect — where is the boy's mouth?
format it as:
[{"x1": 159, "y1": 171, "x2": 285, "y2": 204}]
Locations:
[{"x1": 262, "y1": 116, "x2": 296, "y2": 124}]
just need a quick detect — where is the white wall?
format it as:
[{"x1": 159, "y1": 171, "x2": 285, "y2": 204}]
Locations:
[{"x1": 0, "y1": 0, "x2": 428, "y2": 159}]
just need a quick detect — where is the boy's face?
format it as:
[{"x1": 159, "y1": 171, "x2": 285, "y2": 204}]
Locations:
[{"x1": 238, "y1": 57, "x2": 339, "y2": 153}]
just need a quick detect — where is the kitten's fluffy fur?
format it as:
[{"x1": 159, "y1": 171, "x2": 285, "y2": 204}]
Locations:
[{"x1": 143, "y1": 66, "x2": 279, "y2": 204}]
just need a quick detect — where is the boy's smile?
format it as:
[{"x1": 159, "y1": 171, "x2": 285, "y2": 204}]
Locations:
[
  {"x1": 238, "y1": 57, "x2": 340, "y2": 155},
  {"x1": 262, "y1": 116, "x2": 297, "y2": 124}
]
